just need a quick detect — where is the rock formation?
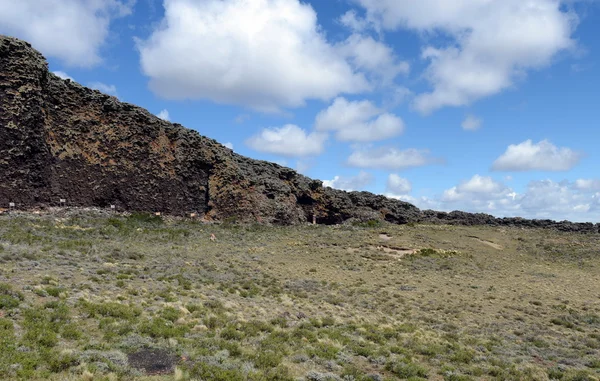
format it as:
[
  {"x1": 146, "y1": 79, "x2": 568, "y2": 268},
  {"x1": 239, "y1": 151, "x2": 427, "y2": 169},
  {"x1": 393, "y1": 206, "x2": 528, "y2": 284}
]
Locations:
[{"x1": 0, "y1": 35, "x2": 598, "y2": 232}]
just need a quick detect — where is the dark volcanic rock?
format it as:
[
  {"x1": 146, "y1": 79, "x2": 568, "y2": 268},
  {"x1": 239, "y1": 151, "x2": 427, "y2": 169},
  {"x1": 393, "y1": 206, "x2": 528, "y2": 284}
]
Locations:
[
  {"x1": 0, "y1": 35, "x2": 598, "y2": 232},
  {"x1": 420, "y1": 210, "x2": 600, "y2": 233},
  {"x1": 127, "y1": 348, "x2": 176, "y2": 375},
  {"x1": 0, "y1": 35, "x2": 421, "y2": 224}
]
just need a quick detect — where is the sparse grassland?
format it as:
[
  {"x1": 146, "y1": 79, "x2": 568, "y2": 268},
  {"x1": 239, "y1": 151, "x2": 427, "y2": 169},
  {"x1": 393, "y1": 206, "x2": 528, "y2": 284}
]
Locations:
[{"x1": 0, "y1": 210, "x2": 599, "y2": 380}]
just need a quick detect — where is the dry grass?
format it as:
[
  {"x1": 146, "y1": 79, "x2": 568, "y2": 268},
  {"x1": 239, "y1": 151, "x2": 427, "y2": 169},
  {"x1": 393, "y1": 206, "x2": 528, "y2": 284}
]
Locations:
[{"x1": 0, "y1": 209, "x2": 599, "y2": 380}]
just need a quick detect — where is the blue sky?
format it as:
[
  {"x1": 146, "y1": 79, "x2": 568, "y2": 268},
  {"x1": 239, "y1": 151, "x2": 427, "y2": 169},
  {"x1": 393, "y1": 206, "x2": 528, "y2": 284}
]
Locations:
[{"x1": 1, "y1": 0, "x2": 600, "y2": 222}]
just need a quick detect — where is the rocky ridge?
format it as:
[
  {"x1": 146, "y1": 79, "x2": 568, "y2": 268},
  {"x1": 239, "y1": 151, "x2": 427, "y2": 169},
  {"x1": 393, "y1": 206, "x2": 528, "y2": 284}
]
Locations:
[{"x1": 1, "y1": 35, "x2": 598, "y2": 233}]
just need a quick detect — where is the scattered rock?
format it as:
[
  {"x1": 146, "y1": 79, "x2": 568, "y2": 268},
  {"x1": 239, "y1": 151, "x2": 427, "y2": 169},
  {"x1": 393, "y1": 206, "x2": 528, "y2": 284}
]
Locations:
[
  {"x1": 127, "y1": 348, "x2": 177, "y2": 375},
  {"x1": 399, "y1": 285, "x2": 417, "y2": 291},
  {"x1": 296, "y1": 311, "x2": 308, "y2": 319}
]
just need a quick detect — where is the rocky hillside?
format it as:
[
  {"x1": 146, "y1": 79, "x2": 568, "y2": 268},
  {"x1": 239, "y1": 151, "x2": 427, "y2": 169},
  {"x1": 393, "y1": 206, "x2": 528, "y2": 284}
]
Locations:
[{"x1": 1, "y1": 35, "x2": 598, "y2": 232}]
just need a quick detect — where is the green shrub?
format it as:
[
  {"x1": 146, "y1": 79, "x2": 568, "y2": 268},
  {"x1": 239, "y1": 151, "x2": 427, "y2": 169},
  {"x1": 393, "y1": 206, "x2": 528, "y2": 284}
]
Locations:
[
  {"x1": 444, "y1": 374, "x2": 474, "y2": 381},
  {"x1": 80, "y1": 300, "x2": 141, "y2": 320},
  {"x1": 564, "y1": 370, "x2": 598, "y2": 381},
  {"x1": 188, "y1": 363, "x2": 245, "y2": 381},
  {"x1": 61, "y1": 323, "x2": 83, "y2": 340},
  {"x1": 450, "y1": 348, "x2": 475, "y2": 364},
  {"x1": 239, "y1": 320, "x2": 273, "y2": 337},
  {"x1": 417, "y1": 248, "x2": 438, "y2": 257},
  {"x1": 21, "y1": 303, "x2": 71, "y2": 348},
  {"x1": 138, "y1": 317, "x2": 189, "y2": 338},
  {"x1": 45, "y1": 286, "x2": 65, "y2": 297},
  {"x1": 160, "y1": 306, "x2": 182, "y2": 322},
  {"x1": 0, "y1": 283, "x2": 24, "y2": 309},
  {"x1": 254, "y1": 350, "x2": 283, "y2": 369},
  {"x1": 551, "y1": 316, "x2": 576, "y2": 329},
  {"x1": 353, "y1": 219, "x2": 382, "y2": 228},
  {"x1": 221, "y1": 326, "x2": 245, "y2": 341},
  {"x1": 385, "y1": 360, "x2": 428, "y2": 378},
  {"x1": 307, "y1": 342, "x2": 340, "y2": 360},
  {"x1": 46, "y1": 352, "x2": 79, "y2": 372},
  {"x1": 127, "y1": 212, "x2": 163, "y2": 225},
  {"x1": 106, "y1": 217, "x2": 125, "y2": 229}
]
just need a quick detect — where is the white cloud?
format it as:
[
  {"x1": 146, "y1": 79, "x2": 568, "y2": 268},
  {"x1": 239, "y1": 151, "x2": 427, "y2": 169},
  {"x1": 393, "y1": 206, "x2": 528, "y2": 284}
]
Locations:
[
  {"x1": 234, "y1": 114, "x2": 251, "y2": 124},
  {"x1": 224, "y1": 142, "x2": 234, "y2": 150},
  {"x1": 386, "y1": 174, "x2": 412, "y2": 194},
  {"x1": 518, "y1": 180, "x2": 587, "y2": 218},
  {"x1": 315, "y1": 97, "x2": 404, "y2": 142},
  {"x1": 383, "y1": 86, "x2": 413, "y2": 108},
  {"x1": 347, "y1": 146, "x2": 439, "y2": 170},
  {"x1": 0, "y1": 0, "x2": 134, "y2": 67},
  {"x1": 352, "y1": 0, "x2": 577, "y2": 113},
  {"x1": 442, "y1": 175, "x2": 510, "y2": 202},
  {"x1": 407, "y1": 175, "x2": 600, "y2": 222},
  {"x1": 337, "y1": 34, "x2": 410, "y2": 85},
  {"x1": 245, "y1": 124, "x2": 327, "y2": 157},
  {"x1": 573, "y1": 179, "x2": 600, "y2": 192},
  {"x1": 53, "y1": 71, "x2": 74, "y2": 81},
  {"x1": 339, "y1": 10, "x2": 369, "y2": 32},
  {"x1": 461, "y1": 114, "x2": 482, "y2": 131},
  {"x1": 492, "y1": 139, "x2": 583, "y2": 172},
  {"x1": 386, "y1": 193, "x2": 422, "y2": 205},
  {"x1": 137, "y1": 0, "x2": 370, "y2": 112},
  {"x1": 156, "y1": 109, "x2": 170, "y2": 121},
  {"x1": 89, "y1": 82, "x2": 118, "y2": 96},
  {"x1": 295, "y1": 160, "x2": 312, "y2": 174},
  {"x1": 323, "y1": 171, "x2": 374, "y2": 191}
]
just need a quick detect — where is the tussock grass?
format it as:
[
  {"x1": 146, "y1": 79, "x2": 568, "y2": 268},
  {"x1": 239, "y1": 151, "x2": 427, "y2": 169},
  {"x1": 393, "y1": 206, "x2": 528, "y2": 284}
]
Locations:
[{"x1": 0, "y1": 211, "x2": 599, "y2": 380}]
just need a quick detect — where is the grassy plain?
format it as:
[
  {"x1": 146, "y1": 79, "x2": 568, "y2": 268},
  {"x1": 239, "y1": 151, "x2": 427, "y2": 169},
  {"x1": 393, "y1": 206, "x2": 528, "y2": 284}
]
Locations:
[{"x1": 0, "y1": 209, "x2": 599, "y2": 380}]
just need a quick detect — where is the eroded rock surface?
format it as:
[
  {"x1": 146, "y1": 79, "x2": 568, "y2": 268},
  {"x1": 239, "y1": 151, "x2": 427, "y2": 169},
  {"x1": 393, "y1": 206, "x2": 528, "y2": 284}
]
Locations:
[
  {"x1": 1, "y1": 35, "x2": 598, "y2": 232},
  {"x1": 0, "y1": 35, "x2": 422, "y2": 224}
]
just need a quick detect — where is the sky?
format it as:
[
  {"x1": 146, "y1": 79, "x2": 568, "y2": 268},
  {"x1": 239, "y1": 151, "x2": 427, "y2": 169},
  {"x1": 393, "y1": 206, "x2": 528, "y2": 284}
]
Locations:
[{"x1": 1, "y1": 0, "x2": 600, "y2": 222}]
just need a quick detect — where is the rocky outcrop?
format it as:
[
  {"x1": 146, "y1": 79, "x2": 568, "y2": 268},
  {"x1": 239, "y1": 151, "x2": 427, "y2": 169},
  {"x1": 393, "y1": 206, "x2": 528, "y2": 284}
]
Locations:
[
  {"x1": 421, "y1": 210, "x2": 600, "y2": 233},
  {"x1": 0, "y1": 35, "x2": 424, "y2": 225},
  {"x1": 0, "y1": 35, "x2": 598, "y2": 232}
]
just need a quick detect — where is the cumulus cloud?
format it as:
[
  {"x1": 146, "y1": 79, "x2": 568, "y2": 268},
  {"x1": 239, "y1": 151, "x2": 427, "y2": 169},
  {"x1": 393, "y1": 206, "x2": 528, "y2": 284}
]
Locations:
[
  {"x1": 386, "y1": 174, "x2": 412, "y2": 194},
  {"x1": 518, "y1": 180, "x2": 590, "y2": 218},
  {"x1": 441, "y1": 175, "x2": 511, "y2": 202},
  {"x1": 337, "y1": 34, "x2": 410, "y2": 85},
  {"x1": 339, "y1": 10, "x2": 369, "y2": 32},
  {"x1": 347, "y1": 147, "x2": 440, "y2": 170},
  {"x1": 461, "y1": 114, "x2": 482, "y2": 131},
  {"x1": 53, "y1": 71, "x2": 74, "y2": 81},
  {"x1": 89, "y1": 82, "x2": 118, "y2": 96},
  {"x1": 137, "y1": 0, "x2": 370, "y2": 112},
  {"x1": 315, "y1": 97, "x2": 404, "y2": 142},
  {"x1": 573, "y1": 179, "x2": 600, "y2": 192},
  {"x1": 408, "y1": 175, "x2": 600, "y2": 222},
  {"x1": 323, "y1": 171, "x2": 374, "y2": 191},
  {"x1": 352, "y1": 0, "x2": 577, "y2": 113},
  {"x1": 245, "y1": 124, "x2": 327, "y2": 157},
  {"x1": 156, "y1": 109, "x2": 170, "y2": 121},
  {"x1": 0, "y1": 0, "x2": 134, "y2": 67},
  {"x1": 492, "y1": 139, "x2": 583, "y2": 172},
  {"x1": 223, "y1": 142, "x2": 234, "y2": 150}
]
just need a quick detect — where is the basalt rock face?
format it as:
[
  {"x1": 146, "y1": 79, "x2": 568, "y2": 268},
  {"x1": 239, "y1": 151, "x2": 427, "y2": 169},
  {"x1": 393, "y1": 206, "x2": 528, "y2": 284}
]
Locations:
[
  {"x1": 421, "y1": 210, "x2": 600, "y2": 233},
  {"x1": 1, "y1": 36, "x2": 211, "y2": 214},
  {"x1": 1, "y1": 36, "x2": 598, "y2": 232},
  {"x1": 0, "y1": 35, "x2": 423, "y2": 224}
]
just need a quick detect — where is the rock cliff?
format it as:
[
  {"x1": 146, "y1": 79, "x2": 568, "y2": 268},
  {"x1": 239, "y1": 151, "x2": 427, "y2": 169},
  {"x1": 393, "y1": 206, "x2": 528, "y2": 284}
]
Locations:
[{"x1": 0, "y1": 35, "x2": 598, "y2": 232}]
